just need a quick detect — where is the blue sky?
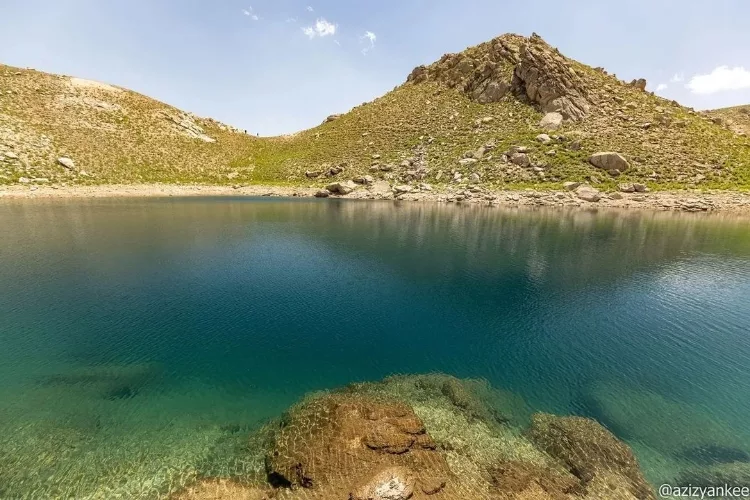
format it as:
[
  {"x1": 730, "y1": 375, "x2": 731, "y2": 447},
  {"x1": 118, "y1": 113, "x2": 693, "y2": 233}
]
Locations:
[{"x1": 1, "y1": 0, "x2": 749, "y2": 136}]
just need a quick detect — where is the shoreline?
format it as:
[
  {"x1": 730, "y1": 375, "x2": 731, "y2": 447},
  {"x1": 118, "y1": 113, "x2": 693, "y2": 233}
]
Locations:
[{"x1": 2, "y1": 183, "x2": 750, "y2": 214}]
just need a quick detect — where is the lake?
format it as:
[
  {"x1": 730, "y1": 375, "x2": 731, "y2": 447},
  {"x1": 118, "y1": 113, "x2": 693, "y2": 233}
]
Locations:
[{"x1": 1, "y1": 197, "x2": 749, "y2": 498}]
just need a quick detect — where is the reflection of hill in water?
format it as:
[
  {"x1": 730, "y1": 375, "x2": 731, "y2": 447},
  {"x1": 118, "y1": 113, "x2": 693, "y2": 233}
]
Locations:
[{"x1": 3, "y1": 198, "x2": 749, "y2": 292}]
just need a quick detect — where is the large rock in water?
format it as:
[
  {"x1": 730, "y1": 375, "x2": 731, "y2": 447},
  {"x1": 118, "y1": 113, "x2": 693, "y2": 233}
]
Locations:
[
  {"x1": 265, "y1": 393, "x2": 452, "y2": 498},
  {"x1": 528, "y1": 413, "x2": 655, "y2": 499},
  {"x1": 589, "y1": 152, "x2": 630, "y2": 174},
  {"x1": 527, "y1": 413, "x2": 654, "y2": 499}
]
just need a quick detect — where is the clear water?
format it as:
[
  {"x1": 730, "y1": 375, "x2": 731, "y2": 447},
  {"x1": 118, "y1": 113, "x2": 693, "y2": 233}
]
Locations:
[{"x1": 1, "y1": 198, "x2": 750, "y2": 498}]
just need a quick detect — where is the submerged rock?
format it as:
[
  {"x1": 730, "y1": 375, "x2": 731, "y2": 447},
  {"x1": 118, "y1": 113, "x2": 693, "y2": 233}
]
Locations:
[
  {"x1": 265, "y1": 393, "x2": 452, "y2": 497},
  {"x1": 584, "y1": 382, "x2": 745, "y2": 458},
  {"x1": 527, "y1": 413, "x2": 654, "y2": 499}
]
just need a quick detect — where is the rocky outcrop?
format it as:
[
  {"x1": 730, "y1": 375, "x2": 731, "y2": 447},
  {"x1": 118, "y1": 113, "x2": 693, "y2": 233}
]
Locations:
[
  {"x1": 527, "y1": 413, "x2": 654, "y2": 499},
  {"x1": 406, "y1": 33, "x2": 592, "y2": 121},
  {"x1": 512, "y1": 34, "x2": 591, "y2": 121}
]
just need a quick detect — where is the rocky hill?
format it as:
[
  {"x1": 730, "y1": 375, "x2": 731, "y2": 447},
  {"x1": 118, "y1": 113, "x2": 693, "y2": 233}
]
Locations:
[{"x1": 2, "y1": 33, "x2": 749, "y2": 192}]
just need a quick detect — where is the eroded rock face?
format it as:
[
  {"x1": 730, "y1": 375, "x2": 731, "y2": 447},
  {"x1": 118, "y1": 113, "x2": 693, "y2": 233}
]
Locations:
[
  {"x1": 405, "y1": 33, "x2": 592, "y2": 121},
  {"x1": 265, "y1": 394, "x2": 451, "y2": 497},
  {"x1": 512, "y1": 34, "x2": 590, "y2": 121},
  {"x1": 527, "y1": 413, "x2": 654, "y2": 499}
]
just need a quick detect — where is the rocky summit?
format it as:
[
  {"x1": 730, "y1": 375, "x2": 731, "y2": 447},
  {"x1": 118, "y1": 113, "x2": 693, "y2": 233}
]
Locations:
[{"x1": 1, "y1": 33, "x2": 749, "y2": 195}]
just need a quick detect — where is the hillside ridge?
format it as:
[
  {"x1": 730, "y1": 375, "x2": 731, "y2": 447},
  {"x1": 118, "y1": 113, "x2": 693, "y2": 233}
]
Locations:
[{"x1": 1, "y1": 32, "x2": 749, "y2": 198}]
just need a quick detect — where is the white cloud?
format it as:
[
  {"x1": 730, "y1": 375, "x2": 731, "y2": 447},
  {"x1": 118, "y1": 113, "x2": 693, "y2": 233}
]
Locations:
[
  {"x1": 307, "y1": 6, "x2": 314, "y2": 12},
  {"x1": 302, "y1": 18, "x2": 337, "y2": 39},
  {"x1": 360, "y1": 31, "x2": 377, "y2": 55},
  {"x1": 251, "y1": 14, "x2": 259, "y2": 21},
  {"x1": 242, "y1": 8, "x2": 252, "y2": 16},
  {"x1": 686, "y1": 66, "x2": 750, "y2": 94},
  {"x1": 670, "y1": 72, "x2": 685, "y2": 83},
  {"x1": 655, "y1": 83, "x2": 668, "y2": 92}
]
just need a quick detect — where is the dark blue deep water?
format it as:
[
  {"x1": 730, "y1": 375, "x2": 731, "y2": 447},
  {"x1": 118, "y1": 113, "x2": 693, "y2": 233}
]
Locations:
[{"x1": 1, "y1": 197, "x2": 750, "y2": 498}]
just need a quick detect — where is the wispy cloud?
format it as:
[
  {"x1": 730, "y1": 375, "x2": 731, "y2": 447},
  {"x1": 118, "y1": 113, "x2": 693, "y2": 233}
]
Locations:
[
  {"x1": 655, "y1": 83, "x2": 668, "y2": 92},
  {"x1": 306, "y1": 6, "x2": 314, "y2": 12},
  {"x1": 302, "y1": 18, "x2": 337, "y2": 39},
  {"x1": 286, "y1": 17, "x2": 297, "y2": 23},
  {"x1": 686, "y1": 66, "x2": 750, "y2": 94},
  {"x1": 242, "y1": 8, "x2": 252, "y2": 16},
  {"x1": 360, "y1": 31, "x2": 377, "y2": 55}
]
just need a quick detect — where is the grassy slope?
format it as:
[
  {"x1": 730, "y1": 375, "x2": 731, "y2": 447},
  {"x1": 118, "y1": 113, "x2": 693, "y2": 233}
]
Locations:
[{"x1": 2, "y1": 35, "x2": 750, "y2": 191}]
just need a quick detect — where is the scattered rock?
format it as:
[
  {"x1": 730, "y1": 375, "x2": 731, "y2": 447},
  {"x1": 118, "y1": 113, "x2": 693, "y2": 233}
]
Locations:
[
  {"x1": 305, "y1": 170, "x2": 322, "y2": 178},
  {"x1": 326, "y1": 180, "x2": 358, "y2": 195},
  {"x1": 563, "y1": 182, "x2": 581, "y2": 191},
  {"x1": 536, "y1": 134, "x2": 552, "y2": 144},
  {"x1": 510, "y1": 153, "x2": 530, "y2": 167},
  {"x1": 618, "y1": 183, "x2": 635, "y2": 193},
  {"x1": 469, "y1": 173, "x2": 481, "y2": 184},
  {"x1": 18, "y1": 177, "x2": 31, "y2": 184},
  {"x1": 393, "y1": 185, "x2": 413, "y2": 194},
  {"x1": 629, "y1": 78, "x2": 647, "y2": 91},
  {"x1": 57, "y1": 157, "x2": 76, "y2": 170},
  {"x1": 5, "y1": 152, "x2": 19, "y2": 160},
  {"x1": 353, "y1": 175, "x2": 374, "y2": 185},
  {"x1": 380, "y1": 164, "x2": 394, "y2": 172},
  {"x1": 574, "y1": 185, "x2": 601, "y2": 202},
  {"x1": 324, "y1": 114, "x2": 341, "y2": 123},
  {"x1": 314, "y1": 189, "x2": 330, "y2": 198},
  {"x1": 539, "y1": 112, "x2": 563, "y2": 130},
  {"x1": 372, "y1": 154, "x2": 381, "y2": 160},
  {"x1": 633, "y1": 183, "x2": 648, "y2": 193},
  {"x1": 458, "y1": 158, "x2": 478, "y2": 166}
]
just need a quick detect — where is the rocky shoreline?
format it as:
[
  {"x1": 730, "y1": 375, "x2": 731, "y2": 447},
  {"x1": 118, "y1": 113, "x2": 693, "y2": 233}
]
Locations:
[{"x1": 2, "y1": 182, "x2": 750, "y2": 214}]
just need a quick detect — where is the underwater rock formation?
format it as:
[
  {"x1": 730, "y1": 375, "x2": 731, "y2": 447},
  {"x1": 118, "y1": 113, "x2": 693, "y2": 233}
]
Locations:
[
  {"x1": 527, "y1": 413, "x2": 654, "y2": 499},
  {"x1": 584, "y1": 381, "x2": 747, "y2": 459},
  {"x1": 170, "y1": 374, "x2": 655, "y2": 500}
]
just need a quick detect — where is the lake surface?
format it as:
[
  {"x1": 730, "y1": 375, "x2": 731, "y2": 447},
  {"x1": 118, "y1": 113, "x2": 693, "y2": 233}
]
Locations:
[{"x1": 1, "y1": 198, "x2": 750, "y2": 498}]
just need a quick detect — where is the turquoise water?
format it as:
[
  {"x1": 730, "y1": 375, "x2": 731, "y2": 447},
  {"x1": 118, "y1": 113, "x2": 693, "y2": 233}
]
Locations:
[{"x1": 1, "y1": 198, "x2": 750, "y2": 497}]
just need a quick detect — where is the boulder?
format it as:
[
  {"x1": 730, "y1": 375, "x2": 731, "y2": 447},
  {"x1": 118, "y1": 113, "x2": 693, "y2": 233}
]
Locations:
[
  {"x1": 5, "y1": 151, "x2": 19, "y2": 160},
  {"x1": 589, "y1": 152, "x2": 630, "y2": 173},
  {"x1": 574, "y1": 185, "x2": 601, "y2": 202},
  {"x1": 563, "y1": 182, "x2": 581, "y2": 191},
  {"x1": 510, "y1": 153, "x2": 530, "y2": 167},
  {"x1": 326, "y1": 180, "x2": 358, "y2": 195},
  {"x1": 469, "y1": 173, "x2": 481, "y2": 184},
  {"x1": 527, "y1": 413, "x2": 653, "y2": 499},
  {"x1": 629, "y1": 78, "x2": 647, "y2": 91},
  {"x1": 618, "y1": 183, "x2": 636, "y2": 193},
  {"x1": 57, "y1": 157, "x2": 76, "y2": 170},
  {"x1": 633, "y1": 183, "x2": 648, "y2": 193},
  {"x1": 305, "y1": 170, "x2": 322, "y2": 178},
  {"x1": 314, "y1": 190, "x2": 330, "y2": 198},
  {"x1": 539, "y1": 112, "x2": 563, "y2": 130}
]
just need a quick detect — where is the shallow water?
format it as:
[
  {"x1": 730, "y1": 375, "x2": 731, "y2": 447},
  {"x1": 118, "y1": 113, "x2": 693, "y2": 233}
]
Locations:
[{"x1": 1, "y1": 198, "x2": 749, "y2": 498}]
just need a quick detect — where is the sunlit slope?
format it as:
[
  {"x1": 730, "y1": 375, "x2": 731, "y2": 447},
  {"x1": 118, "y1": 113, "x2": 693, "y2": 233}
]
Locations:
[{"x1": 2, "y1": 33, "x2": 749, "y2": 190}]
